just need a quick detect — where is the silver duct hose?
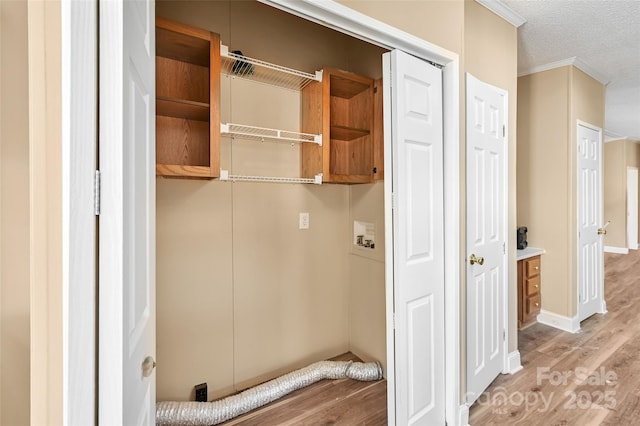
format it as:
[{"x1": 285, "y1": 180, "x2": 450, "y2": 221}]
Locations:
[{"x1": 156, "y1": 359, "x2": 383, "y2": 426}]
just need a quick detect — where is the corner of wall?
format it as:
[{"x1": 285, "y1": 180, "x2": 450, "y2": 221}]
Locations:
[
  {"x1": 347, "y1": 182, "x2": 387, "y2": 373},
  {"x1": 1, "y1": 1, "x2": 32, "y2": 424}
]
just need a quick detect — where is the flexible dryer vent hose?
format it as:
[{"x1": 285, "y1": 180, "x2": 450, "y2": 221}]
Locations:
[{"x1": 156, "y1": 360, "x2": 383, "y2": 426}]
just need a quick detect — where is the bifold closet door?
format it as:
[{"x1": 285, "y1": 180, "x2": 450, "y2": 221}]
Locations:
[{"x1": 386, "y1": 49, "x2": 445, "y2": 425}]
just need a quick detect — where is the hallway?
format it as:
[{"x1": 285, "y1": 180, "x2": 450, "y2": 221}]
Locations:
[{"x1": 469, "y1": 250, "x2": 640, "y2": 425}]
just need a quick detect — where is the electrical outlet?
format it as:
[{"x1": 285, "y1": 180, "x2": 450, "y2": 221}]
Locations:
[
  {"x1": 194, "y1": 383, "x2": 207, "y2": 402},
  {"x1": 299, "y1": 212, "x2": 309, "y2": 229}
]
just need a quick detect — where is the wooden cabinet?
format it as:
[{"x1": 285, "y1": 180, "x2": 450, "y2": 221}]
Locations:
[
  {"x1": 301, "y1": 68, "x2": 382, "y2": 184},
  {"x1": 518, "y1": 255, "x2": 542, "y2": 328},
  {"x1": 155, "y1": 21, "x2": 382, "y2": 183},
  {"x1": 155, "y1": 18, "x2": 220, "y2": 179}
]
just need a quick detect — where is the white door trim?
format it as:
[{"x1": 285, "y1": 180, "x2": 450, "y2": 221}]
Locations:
[
  {"x1": 259, "y1": 1, "x2": 462, "y2": 424},
  {"x1": 61, "y1": 0, "x2": 97, "y2": 423},
  {"x1": 627, "y1": 167, "x2": 638, "y2": 250}
]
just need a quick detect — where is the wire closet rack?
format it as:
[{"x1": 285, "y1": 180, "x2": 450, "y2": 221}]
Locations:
[
  {"x1": 219, "y1": 45, "x2": 324, "y2": 185},
  {"x1": 220, "y1": 45, "x2": 322, "y2": 91}
]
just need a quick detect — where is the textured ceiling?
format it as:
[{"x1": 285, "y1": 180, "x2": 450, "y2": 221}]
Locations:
[{"x1": 500, "y1": 0, "x2": 640, "y2": 141}]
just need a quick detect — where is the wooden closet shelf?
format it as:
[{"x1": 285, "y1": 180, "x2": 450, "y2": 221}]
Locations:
[
  {"x1": 157, "y1": 97, "x2": 210, "y2": 122},
  {"x1": 330, "y1": 125, "x2": 370, "y2": 141},
  {"x1": 156, "y1": 21, "x2": 210, "y2": 66},
  {"x1": 330, "y1": 74, "x2": 371, "y2": 99}
]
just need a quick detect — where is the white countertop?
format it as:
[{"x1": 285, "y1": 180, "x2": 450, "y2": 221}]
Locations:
[{"x1": 516, "y1": 247, "x2": 545, "y2": 261}]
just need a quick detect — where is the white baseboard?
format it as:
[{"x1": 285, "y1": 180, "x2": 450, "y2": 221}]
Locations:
[
  {"x1": 537, "y1": 310, "x2": 580, "y2": 333},
  {"x1": 458, "y1": 404, "x2": 470, "y2": 426},
  {"x1": 505, "y1": 350, "x2": 523, "y2": 374},
  {"x1": 604, "y1": 246, "x2": 629, "y2": 254}
]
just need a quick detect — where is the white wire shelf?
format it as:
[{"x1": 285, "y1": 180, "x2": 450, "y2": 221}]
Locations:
[
  {"x1": 219, "y1": 170, "x2": 323, "y2": 185},
  {"x1": 221, "y1": 45, "x2": 322, "y2": 91},
  {"x1": 220, "y1": 123, "x2": 322, "y2": 145}
]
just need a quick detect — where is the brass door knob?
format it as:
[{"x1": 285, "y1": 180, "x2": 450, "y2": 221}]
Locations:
[
  {"x1": 597, "y1": 228, "x2": 607, "y2": 235},
  {"x1": 469, "y1": 254, "x2": 484, "y2": 266}
]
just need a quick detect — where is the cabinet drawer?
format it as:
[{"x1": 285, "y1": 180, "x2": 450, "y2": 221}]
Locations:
[
  {"x1": 525, "y1": 257, "x2": 541, "y2": 278},
  {"x1": 526, "y1": 294, "x2": 541, "y2": 316},
  {"x1": 525, "y1": 276, "x2": 541, "y2": 296}
]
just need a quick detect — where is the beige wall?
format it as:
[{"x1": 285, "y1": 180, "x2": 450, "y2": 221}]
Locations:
[
  {"x1": 518, "y1": 67, "x2": 571, "y2": 316},
  {"x1": 464, "y1": 0, "x2": 518, "y2": 355},
  {"x1": 155, "y1": 0, "x2": 387, "y2": 401},
  {"x1": 1, "y1": 1, "x2": 31, "y2": 424},
  {"x1": 627, "y1": 142, "x2": 640, "y2": 248},
  {"x1": 603, "y1": 139, "x2": 640, "y2": 249},
  {"x1": 337, "y1": 0, "x2": 464, "y2": 56},
  {"x1": 604, "y1": 140, "x2": 626, "y2": 247},
  {"x1": 517, "y1": 65, "x2": 605, "y2": 318},
  {"x1": 349, "y1": 182, "x2": 386, "y2": 368},
  {"x1": 627, "y1": 141, "x2": 640, "y2": 168}
]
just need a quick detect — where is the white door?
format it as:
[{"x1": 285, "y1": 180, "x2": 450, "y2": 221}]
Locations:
[
  {"x1": 627, "y1": 167, "x2": 638, "y2": 250},
  {"x1": 99, "y1": 0, "x2": 156, "y2": 424},
  {"x1": 465, "y1": 74, "x2": 507, "y2": 404},
  {"x1": 385, "y1": 49, "x2": 445, "y2": 425},
  {"x1": 577, "y1": 123, "x2": 604, "y2": 322}
]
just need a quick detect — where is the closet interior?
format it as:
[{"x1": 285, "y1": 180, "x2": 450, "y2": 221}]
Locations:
[{"x1": 155, "y1": 0, "x2": 388, "y2": 403}]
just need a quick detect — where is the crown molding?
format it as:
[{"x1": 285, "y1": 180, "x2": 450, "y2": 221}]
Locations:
[
  {"x1": 518, "y1": 56, "x2": 611, "y2": 85},
  {"x1": 604, "y1": 129, "x2": 626, "y2": 142},
  {"x1": 604, "y1": 131, "x2": 640, "y2": 143},
  {"x1": 475, "y1": 0, "x2": 526, "y2": 28},
  {"x1": 573, "y1": 57, "x2": 611, "y2": 85}
]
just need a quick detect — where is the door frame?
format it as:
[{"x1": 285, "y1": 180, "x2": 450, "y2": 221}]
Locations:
[
  {"x1": 464, "y1": 73, "x2": 510, "y2": 403},
  {"x1": 259, "y1": 1, "x2": 463, "y2": 423},
  {"x1": 576, "y1": 120, "x2": 606, "y2": 320},
  {"x1": 627, "y1": 167, "x2": 638, "y2": 250},
  {"x1": 60, "y1": 0, "x2": 98, "y2": 423},
  {"x1": 64, "y1": 0, "x2": 463, "y2": 424}
]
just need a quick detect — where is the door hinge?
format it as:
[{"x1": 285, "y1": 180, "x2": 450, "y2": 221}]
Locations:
[
  {"x1": 502, "y1": 125, "x2": 506, "y2": 138},
  {"x1": 391, "y1": 192, "x2": 396, "y2": 209},
  {"x1": 503, "y1": 242, "x2": 506, "y2": 254},
  {"x1": 503, "y1": 329, "x2": 506, "y2": 341},
  {"x1": 94, "y1": 170, "x2": 101, "y2": 216}
]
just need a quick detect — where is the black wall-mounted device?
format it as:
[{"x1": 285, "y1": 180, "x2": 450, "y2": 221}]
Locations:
[{"x1": 517, "y1": 226, "x2": 528, "y2": 250}]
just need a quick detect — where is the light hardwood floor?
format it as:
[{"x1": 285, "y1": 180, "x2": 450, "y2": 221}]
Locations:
[
  {"x1": 470, "y1": 249, "x2": 640, "y2": 425},
  {"x1": 220, "y1": 249, "x2": 638, "y2": 425},
  {"x1": 220, "y1": 352, "x2": 387, "y2": 425}
]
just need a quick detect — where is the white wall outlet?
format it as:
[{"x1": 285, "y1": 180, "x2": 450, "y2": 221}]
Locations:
[{"x1": 299, "y1": 212, "x2": 310, "y2": 229}]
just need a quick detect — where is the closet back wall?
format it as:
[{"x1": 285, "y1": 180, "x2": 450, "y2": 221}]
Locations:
[{"x1": 156, "y1": 0, "x2": 385, "y2": 401}]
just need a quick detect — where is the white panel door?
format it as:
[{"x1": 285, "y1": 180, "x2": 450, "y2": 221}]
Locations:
[
  {"x1": 627, "y1": 167, "x2": 638, "y2": 250},
  {"x1": 465, "y1": 74, "x2": 506, "y2": 404},
  {"x1": 577, "y1": 123, "x2": 604, "y2": 322},
  {"x1": 99, "y1": 0, "x2": 156, "y2": 424},
  {"x1": 386, "y1": 49, "x2": 444, "y2": 425}
]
